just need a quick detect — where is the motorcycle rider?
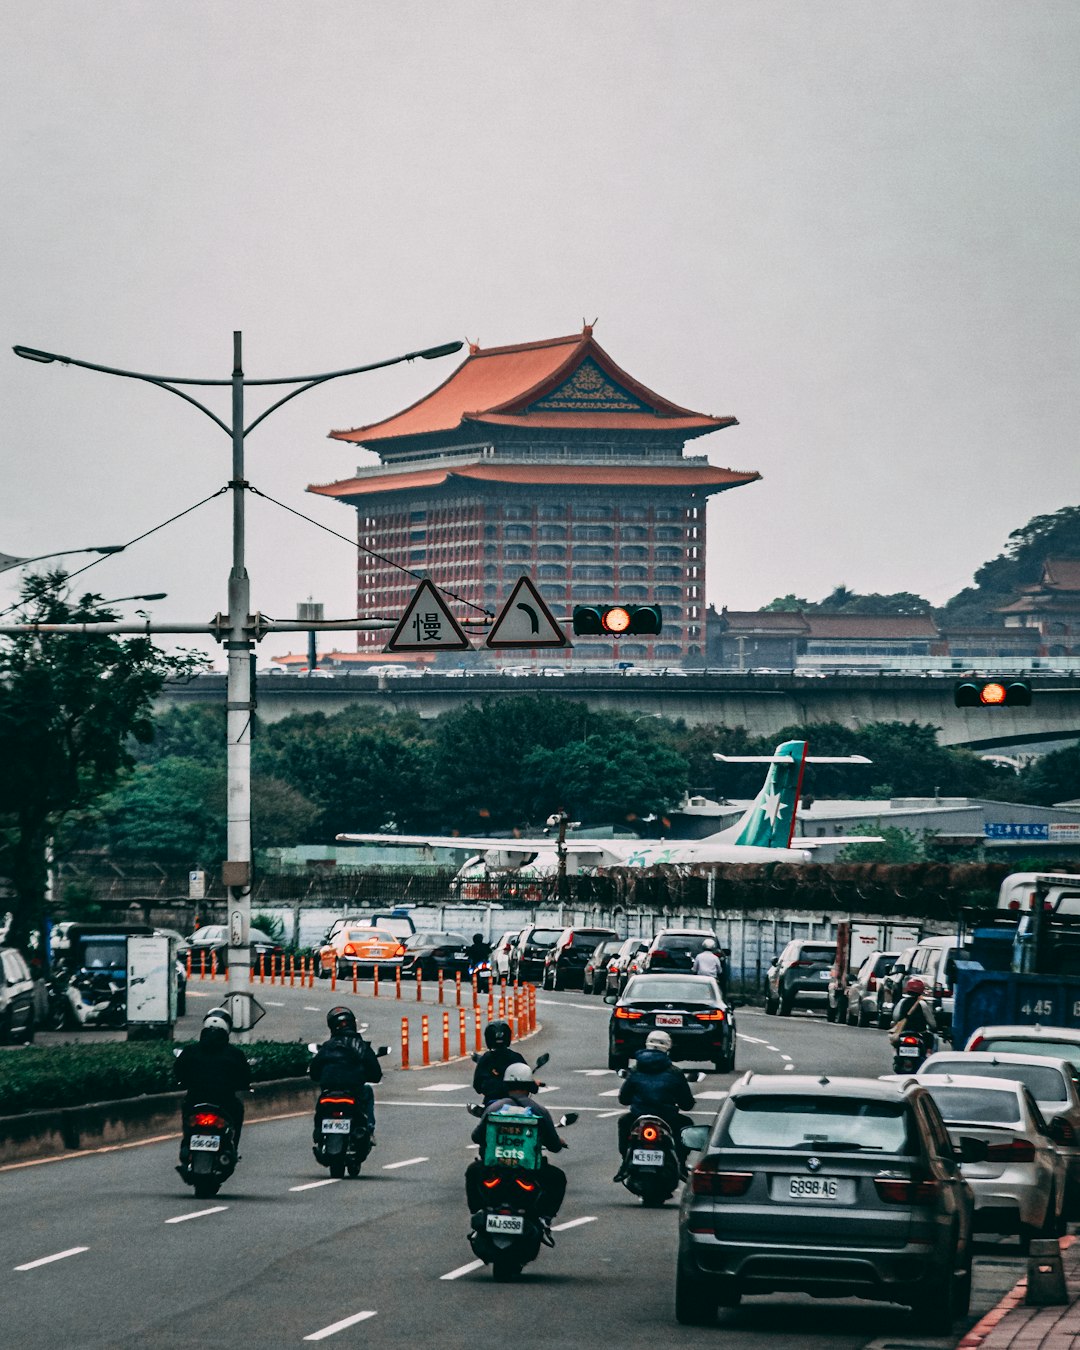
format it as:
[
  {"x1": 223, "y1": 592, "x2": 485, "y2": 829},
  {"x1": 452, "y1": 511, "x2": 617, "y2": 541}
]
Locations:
[
  {"x1": 465, "y1": 932, "x2": 491, "y2": 966},
  {"x1": 615, "y1": 1030, "x2": 696, "y2": 1178},
  {"x1": 472, "y1": 1018, "x2": 527, "y2": 1103},
  {"x1": 175, "y1": 1007, "x2": 252, "y2": 1143},
  {"x1": 309, "y1": 1005, "x2": 383, "y2": 1141},
  {"x1": 691, "y1": 938, "x2": 727, "y2": 995},
  {"x1": 889, "y1": 977, "x2": 938, "y2": 1047},
  {"x1": 466, "y1": 1061, "x2": 568, "y2": 1225}
]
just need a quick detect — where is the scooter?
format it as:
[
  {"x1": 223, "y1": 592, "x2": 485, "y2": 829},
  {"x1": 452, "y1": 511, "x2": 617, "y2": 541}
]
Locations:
[
  {"x1": 468, "y1": 959, "x2": 493, "y2": 993},
  {"x1": 177, "y1": 1102, "x2": 240, "y2": 1199},
  {"x1": 471, "y1": 1051, "x2": 549, "y2": 1105},
  {"x1": 892, "y1": 1030, "x2": 935, "y2": 1073},
  {"x1": 614, "y1": 1068, "x2": 704, "y2": 1207},
  {"x1": 307, "y1": 1036, "x2": 390, "y2": 1178}
]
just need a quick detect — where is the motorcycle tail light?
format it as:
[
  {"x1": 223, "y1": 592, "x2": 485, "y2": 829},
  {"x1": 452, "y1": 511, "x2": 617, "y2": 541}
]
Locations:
[
  {"x1": 614, "y1": 1007, "x2": 643, "y2": 1020},
  {"x1": 192, "y1": 1112, "x2": 226, "y2": 1129},
  {"x1": 320, "y1": 1096, "x2": 356, "y2": 1106},
  {"x1": 641, "y1": 1125, "x2": 660, "y2": 1143},
  {"x1": 515, "y1": 1178, "x2": 536, "y2": 1192},
  {"x1": 874, "y1": 1177, "x2": 940, "y2": 1204},
  {"x1": 690, "y1": 1158, "x2": 752, "y2": 1197},
  {"x1": 482, "y1": 1177, "x2": 501, "y2": 1190}
]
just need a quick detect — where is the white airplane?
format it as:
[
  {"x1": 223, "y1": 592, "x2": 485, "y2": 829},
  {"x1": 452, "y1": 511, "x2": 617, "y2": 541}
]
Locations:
[{"x1": 337, "y1": 739, "x2": 878, "y2": 873}]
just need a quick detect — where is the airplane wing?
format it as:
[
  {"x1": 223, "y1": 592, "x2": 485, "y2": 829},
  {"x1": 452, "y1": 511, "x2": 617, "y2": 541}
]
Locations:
[
  {"x1": 800, "y1": 835, "x2": 885, "y2": 848},
  {"x1": 335, "y1": 831, "x2": 618, "y2": 859},
  {"x1": 714, "y1": 753, "x2": 872, "y2": 765}
]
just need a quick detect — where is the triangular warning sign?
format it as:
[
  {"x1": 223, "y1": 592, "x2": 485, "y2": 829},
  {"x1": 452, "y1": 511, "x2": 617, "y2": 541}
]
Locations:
[
  {"x1": 386, "y1": 579, "x2": 472, "y2": 652},
  {"x1": 486, "y1": 576, "x2": 569, "y2": 649}
]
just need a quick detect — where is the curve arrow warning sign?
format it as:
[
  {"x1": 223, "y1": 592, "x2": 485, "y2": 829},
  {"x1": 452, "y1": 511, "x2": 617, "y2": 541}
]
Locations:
[{"x1": 486, "y1": 576, "x2": 569, "y2": 649}]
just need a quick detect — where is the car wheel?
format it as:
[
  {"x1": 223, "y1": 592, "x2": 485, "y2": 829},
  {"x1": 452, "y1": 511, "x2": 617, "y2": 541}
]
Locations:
[
  {"x1": 675, "y1": 1261, "x2": 719, "y2": 1326},
  {"x1": 764, "y1": 993, "x2": 778, "y2": 1016},
  {"x1": 954, "y1": 1257, "x2": 973, "y2": 1318},
  {"x1": 608, "y1": 1045, "x2": 629, "y2": 1071},
  {"x1": 715, "y1": 1047, "x2": 735, "y2": 1074},
  {"x1": 878, "y1": 1005, "x2": 892, "y2": 1030},
  {"x1": 779, "y1": 994, "x2": 794, "y2": 1016},
  {"x1": 21, "y1": 1013, "x2": 35, "y2": 1045},
  {"x1": 909, "y1": 1252, "x2": 959, "y2": 1334},
  {"x1": 177, "y1": 989, "x2": 187, "y2": 1017},
  {"x1": 826, "y1": 1001, "x2": 837, "y2": 1023},
  {"x1": 857, "y1": 1004, "x2": 872, "y2": 1028}
]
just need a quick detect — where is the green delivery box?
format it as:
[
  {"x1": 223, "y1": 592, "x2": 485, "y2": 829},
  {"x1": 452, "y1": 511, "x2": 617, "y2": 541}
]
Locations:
[{"x1": 483, "y1": 1106, "x2": 541, "y2": 1169}]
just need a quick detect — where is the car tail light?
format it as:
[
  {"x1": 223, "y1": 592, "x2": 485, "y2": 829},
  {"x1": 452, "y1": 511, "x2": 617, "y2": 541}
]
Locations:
[
  {"x1": 614, "y1": 1007, "x2": 643, "y2": 1020},
  {"x1": 968, "y1": 1035, "x2": 985, "y2": 1050},
  {"x1": 1055, "y1": 1120, "x2": 1077, "y2": 1144},
  {"x1": 344, "y1": 944, "x2": 357, "y2": 956},
  {"x1": 695, "y1": 1009, "x2": 726, "y2": 1022},
  {"x1": 395, "y1": 945, "x2": 405, "y2": 957},
  {"x1": 649, "y1": 950, "x2": 669, "y2": 963},
  {"x1": 986, "y1": 1139, "x2": 1036, "y2": 1162},
  {"x1": 691, "y1": 1159, "x2": 752, "y2": 1197},
  {"x1": 192, "y1": 1111, "x2": 226, "y2": 1129},
  {"x1": 874, "y1": 1177, "x2": 941, "y2": 1204},
  {"x1": 642, "y1": 1124, "x2": 660, "y2": 1143},
  {"x1": 608, "y1": 962, "x2": 620, "y2": 973},
  {"x1": 791, "y1": 960, "x2": 813, "y2": 968}
]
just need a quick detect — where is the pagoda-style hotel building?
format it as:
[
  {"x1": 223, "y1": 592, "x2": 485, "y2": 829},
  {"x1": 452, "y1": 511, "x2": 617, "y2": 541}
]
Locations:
[{"x1": 309, "y1": 326, "x2": 760, "y2": 664}]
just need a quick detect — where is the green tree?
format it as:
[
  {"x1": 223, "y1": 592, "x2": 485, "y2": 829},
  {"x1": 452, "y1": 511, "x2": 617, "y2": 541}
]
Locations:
[
  {"x1": 1017, "y1": 744, "x2": 1080, "y2": 807},
  {"x1": 99, "y1": 757, "x2": 226, "y2": 863},
  {"x1": 0, "y1": 572, "x2": 205, "y2": 949},
  {"x1": 520, "y1": 733, "x2": 689, "y2": 826},
  {"x1": 836, "y1": 825, "x2": 929, "y2": 863},
  {"x1": 942, "y1": 505, "x2": 1080, "y2": 625}
]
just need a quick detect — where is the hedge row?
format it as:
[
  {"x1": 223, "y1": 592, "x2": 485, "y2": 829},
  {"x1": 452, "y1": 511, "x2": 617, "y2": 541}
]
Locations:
[{"x1": 0, "y1": 1041, "x2": 311, "y2": 1116}]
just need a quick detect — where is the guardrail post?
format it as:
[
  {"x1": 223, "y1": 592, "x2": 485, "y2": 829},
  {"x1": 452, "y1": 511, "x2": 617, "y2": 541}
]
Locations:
[
  {"x1": 401, "y1": 1017, "x2": 410, "y2": 1070},
  {"x1": 421, "y1": 1013, "x2": 430, "y2": 1067},
  {"x1": 442, "y1": 1011, "x2": 450, "y2": 1062}
]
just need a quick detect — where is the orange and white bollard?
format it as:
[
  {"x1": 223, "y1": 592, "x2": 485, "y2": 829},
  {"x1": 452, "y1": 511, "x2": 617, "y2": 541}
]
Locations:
[
  {"x1": 416, "y1": 969, "x2": 423, "y2": 1002},
  {"x1": 474, "y1": 1007, "x2": 483, "y2": 1053},
  {"x1": 487, "y1": 990, "x2": 494, "y2": 1020},
  {"x1": 421, "y1": 1013, "x2": 430, "y2": 1067},
  {"x1": 210, "y1": 951, "x2": 217, "y2": 981},
  {"x1": 330, "y1": 965, "x2": 337, "y2": 992},
  {"x1": 498, "y1": 992, "x2": 506, "y2": 1019},
  {"x1": 438, "y1": 970, "x2": 445, "y2": 1005},
  {"x1": 401, "y1": 1017, "x2": 410, "y2": 1071},
  {"x1": 458, "y1": 1008, "x2": 467, "y2": 1058},
  {"x1": 442, "y1": 1011, "x2": 450, "y2": 1063},
  {"x1": 186, "y1": 950, "x2": 192, "y2": 980},
  {"x1": 259, "y1": 953, "x2": 266, "y2": 984},
  {"x1": 472, "y1": 972, "x2": 479, "y2": 1007},
  {"x1": 373, "y1": 965, "x2": 380, "y2": 998},
  {"x1": 289, "y1": 954, "x2": 295, "y2": 988},
  {"x1": 455, "y1": 971, "x2": 462, "y2": 1006},
  {"x1": 352, "y1": 964, "x2": 358, "y2": 994},
  {"x1": 395, "y1": 967, "x2": 402, "y2": 1000},
  {"x1": 199, "y1": 950, "x2": 206, "y2": 981}
]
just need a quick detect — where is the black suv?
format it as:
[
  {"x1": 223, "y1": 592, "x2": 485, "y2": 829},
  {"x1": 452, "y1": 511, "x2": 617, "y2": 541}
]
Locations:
[
  {"x1": 509, "y1": 924, "x2": 565, "y2": 983},
  {"x1": 764, "y1": 939, "x2": 837, "y2": 1016},
  {"x1": 641, "y1": 929, "x2": 720, "y2": 974},
  {"x1": 542, "y1": 927, "x2": 620, "y2": 990}
]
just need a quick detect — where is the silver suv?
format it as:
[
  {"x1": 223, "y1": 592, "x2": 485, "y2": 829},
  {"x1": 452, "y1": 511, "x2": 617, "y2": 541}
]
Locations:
[{"x1": 675, "y1": 1073, "x2": 977, "y2": 1330}]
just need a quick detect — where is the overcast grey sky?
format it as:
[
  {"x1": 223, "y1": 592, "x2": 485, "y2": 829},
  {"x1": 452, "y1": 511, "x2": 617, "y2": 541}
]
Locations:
[{"x1": 3, "y1": 2, "x2": 1078, "y2": 663}]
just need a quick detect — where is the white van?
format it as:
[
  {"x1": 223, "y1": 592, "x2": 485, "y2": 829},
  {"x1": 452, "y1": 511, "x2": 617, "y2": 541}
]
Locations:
[
  {"x1": 906, "y1": 935, "x2": 962, "y2": 1033},
  {"x1": 997, "y1": 873, "x2": 1080, "y2": 917}
]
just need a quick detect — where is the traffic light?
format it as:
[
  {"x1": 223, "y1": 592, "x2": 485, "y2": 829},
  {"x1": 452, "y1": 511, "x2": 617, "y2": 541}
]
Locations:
[
  {"x1": 954, "y1": 678, "x2": 1033, "y2": 708},
  {"x1": 572, "y1": 604, "x2": 663, "y2": 637}
]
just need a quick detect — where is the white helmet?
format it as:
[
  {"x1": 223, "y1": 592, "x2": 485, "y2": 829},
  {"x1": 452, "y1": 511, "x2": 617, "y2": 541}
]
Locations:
[
  {"x1": 502, "y1": 1062, "x2": 537, "y2": 1089},
  {"x1": 645, "y1": 1030, "x2": 672, "y2": 1052},
  {"x1": 203, "y1": 1007, "x2": 233, "y2": 1035},
  {"x1": 702, "y1": 938, "x2": 717, "y2": 950}
]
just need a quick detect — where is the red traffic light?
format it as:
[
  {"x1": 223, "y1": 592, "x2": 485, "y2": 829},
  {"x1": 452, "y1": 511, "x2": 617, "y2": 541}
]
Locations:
[{"x1": 954, "y1": 678, "x2": 1032, "y2": 708}]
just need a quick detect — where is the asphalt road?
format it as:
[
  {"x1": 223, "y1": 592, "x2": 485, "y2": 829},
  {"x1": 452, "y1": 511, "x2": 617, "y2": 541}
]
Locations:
[{"x1": 3, "y1": 989, "x2": 1031, "y2": 1349}]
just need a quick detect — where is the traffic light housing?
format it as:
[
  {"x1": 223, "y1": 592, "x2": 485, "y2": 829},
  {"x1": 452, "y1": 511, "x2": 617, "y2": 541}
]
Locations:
[
  {"x1": 572, "y1": 604, "x2": 663, "y2": 637},
  {"x1": 954, "y1": 677, "x2": 1033, "y2": 708}
]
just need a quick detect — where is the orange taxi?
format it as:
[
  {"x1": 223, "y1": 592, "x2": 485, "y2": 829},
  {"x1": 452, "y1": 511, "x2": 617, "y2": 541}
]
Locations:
[{"x1": 318, "y1": 926, "x2": 406, "y2": 979}]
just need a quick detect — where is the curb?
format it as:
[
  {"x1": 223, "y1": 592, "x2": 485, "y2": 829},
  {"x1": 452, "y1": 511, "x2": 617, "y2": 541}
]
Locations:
[{"x1": 956, "y1": 1235, "x2": 1076, "y2": 1350}]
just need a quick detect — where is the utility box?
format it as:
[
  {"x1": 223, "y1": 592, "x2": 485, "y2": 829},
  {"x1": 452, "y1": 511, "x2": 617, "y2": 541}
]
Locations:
[{"x1": 126, "y1": 934, "x2": 177, "y2": 1039}]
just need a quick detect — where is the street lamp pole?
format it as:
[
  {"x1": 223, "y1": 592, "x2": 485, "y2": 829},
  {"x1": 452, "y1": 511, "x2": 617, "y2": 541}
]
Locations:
[{"x1": 14, "y1": 331, "x2": 462, "y2": 1012}]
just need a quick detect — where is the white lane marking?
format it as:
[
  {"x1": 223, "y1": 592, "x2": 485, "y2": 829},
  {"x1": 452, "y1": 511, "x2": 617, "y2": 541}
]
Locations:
[
  {"x1": 552, "y1": 1215, "x2": 597, "y2": 1232},
  {"x1": 597, "y1": 1109, "x2": 621, "y2": 1118},
  {"x1": 290, "y1": 1179, "x2": 341, "y2": 1192},
  {"x1": 574, "y1": 1069, "x2": 613, "y2": 1076},
  {"x1": 304, "y1": 1310, "x2": 377, "y2": 1340},
  {"x1": 188, "y1": 990, "x2": 212, "y2": 998},
  {"x1": 784, "y1": 1064, "x2": 795, "y2": 1071},
  {"x1": 165, "y1": 1206, "x2": 228, "y2": 1224},
  {"x1": 466, "y1": 1144, "x2": 479, "y2": 1151},
  {"x1": 266, "y1": 1001, "x2": 285, "y2": 1007},
  {"x1": 441, "y1": 1259, "x2": 484, "y2": 1281},
  {"x1": 738, "y1": 1034, "x2": 767, "y2": 1045},
  {"x1": 383, "y1": 1156, "x2": 428, "y2": 1170},
  {"x1": 15, "y1": 1246, "x2": 88, "y2": 1271},
  {"x1": 765, "y1": 1045, "x2": 781, "y2": 1053},
  {"x1": 780, "y1": 1054, "x2": 792, "y2": 1062},
  {"x1": 418, "y1": 1083, "x2": 468, "y2": 1092},
  {"x1": 304, "y1": 1006, "x2": 321, "y2": 1012},
  {"x1": 536, "y1": 1085, "x2": 560, "y2": 1094},
  {"x1": 536, "y1": 1000, "x2": 606, "y2": 1012},
  {"x1": 697, "y1": 1091, "x2": 729, "y2": 1100},
  {"x1": 598, "y1": 1089, "x2": 620, "y2": 1098}
]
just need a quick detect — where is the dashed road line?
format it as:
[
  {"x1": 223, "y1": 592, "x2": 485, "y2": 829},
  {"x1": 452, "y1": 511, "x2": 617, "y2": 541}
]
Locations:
[
  {"x1": 304, "y1": 1310, "x2": 377, "y2": 1340},
  {"x1": 15, "y1": 1247, "x2": 88, "y2": 1271},
  {"x1": 383, "y1": 1156, "x2": 428, "y2": 1170},
  {"x1": 552, "y1": 1215, "x2": 597, "y2": 1232},
  {"x1": 780, "y1": 1054, "x2": 792, "y2": 1062},
  {"x1": 573, "y1": 1069, "x2": 613, "y2": 1076},
  {"x1": 290, "y1": 1179, "x2": 340, "y2": 1191},
  {"x1": 418, "y1": 1083, "x2": 468, "y2": 1093},
  {"x1": 598, "y1": 1089, "x2": 620, "y2": 1098},
  {"x1": 597, "y1": 1109, "x2": 621, "y2": 1118},
  {"x1": 441, "y1": 1259, "x2": 484, "y2": 1281},
  {"x1": 165, "y1": 1206, "x2": 228, "y2": 1224},
  {"x1": 304, "y1": 1005, "x2": 321, "y2": 1011}
]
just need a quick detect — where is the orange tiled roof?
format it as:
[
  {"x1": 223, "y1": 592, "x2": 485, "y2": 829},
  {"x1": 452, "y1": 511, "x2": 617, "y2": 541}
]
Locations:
[
  {"x1": 1044, "y1": 559, "x2": 1080, "y2": 591},
  {"x1": 309, "y1": 461, "x2": 761, "y2": 500},
  {"x1": 328, "y1": 327, "x2": 737, "y2": 444},
  {"x1": 804, "y1": 614, "x2": 940, "y2": 639}
]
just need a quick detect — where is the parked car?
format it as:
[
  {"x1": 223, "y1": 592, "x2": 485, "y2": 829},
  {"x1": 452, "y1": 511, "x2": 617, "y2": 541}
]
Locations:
[
  {"x1": 905, "y1": 935, "x2": 961, "y2": 1034},
  {"x1": 640, "y1": 928, "x2": 720, "y2": 975},
  {"x1": 674, "y1": 1074, "x2": 976, "y2": 1329},
  {"x1": 609, "y1": 937, "x2": 650, "y2": 995},
  {"x1": 919, "y1": 1050, "x2": 1080, "y2": 1217},
  {"x1": 317, "y1": 926, "x2": 406, "y2": 979},
  {"x1": 844, "y1": 950, "x2": 899, "y2": 1027},
  {"x1": 877, "y1": 943, "x2": 920, "y2": 1027},
  {"x1": 187, "y1": 924, "x2": 285, "y2": 972},
  {"x1": 916, "y1": 1074, "x2": 1066, "y2": 1244},
  {"x1": 542, "y1": 926, "x2": 620, "y2": 990},
  {"x1": 508, "y1": 924, "x2": 564, "y2": 983},
  {"x1": 965, "y1": 1024, "x2": 1080, "y2": 1071},
  {"x1": 607, "y1": 973, "x2": 734, "y2": 1072},
  {"x1": 582, "y1": 938, "x2": 625, "y2": 996},
  {"x1": 399, "y1": 931, "x2": 470, "y2": 981},
  {"x1": 0, "y1": 946, "x2": 37, "y2": 1044},
  {"x1": 763, "y1": 939, "x2": 837, "y2": 1016},
  {"x1": 491, "y1": 930, "x2": 519, "y2": 981}
]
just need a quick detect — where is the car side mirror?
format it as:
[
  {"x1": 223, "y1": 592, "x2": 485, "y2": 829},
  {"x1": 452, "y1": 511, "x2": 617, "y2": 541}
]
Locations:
[
  {"x1": 681, "y1": 1125, "x2": 709, "y2": 1152},
  {"x1": 603, "y1": 992, "x2": 618, "y2": 1005},
  {"x1": 534, "y1": 1052, "x2": 550, "y2": 1071},
  {"x1": 376, "y1": 1046, "x2": 390, "y2": 1057},
  {"x1": 957, "y1": 1135, "x2": 989, "y2": 1164},
  {"x1": 685, "y1": 1070, "x2": 705, "y2": 1083}
]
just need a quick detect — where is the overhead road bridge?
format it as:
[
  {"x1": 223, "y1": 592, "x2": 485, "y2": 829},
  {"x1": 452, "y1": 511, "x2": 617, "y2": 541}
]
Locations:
[{"x1": 157, "y1": 671, "x2": 1080, "y2": 751}]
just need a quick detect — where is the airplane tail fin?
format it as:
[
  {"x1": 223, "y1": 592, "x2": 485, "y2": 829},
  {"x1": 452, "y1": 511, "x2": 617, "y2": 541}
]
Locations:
[{"x1": 713, "y1": 743, "x2": 872, "y2": 849}]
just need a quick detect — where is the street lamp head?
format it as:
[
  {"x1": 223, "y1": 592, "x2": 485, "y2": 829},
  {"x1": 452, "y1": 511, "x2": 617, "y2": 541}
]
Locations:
[
  {"x1": 13, "y1": 345, "x2": 62, "y2": 364},
  {"x1": 418, "y1": 341, "x2": 464, "y2": 360},
  {"x1": 93, "y1": 545, "x2": 126, "y2": 555}
]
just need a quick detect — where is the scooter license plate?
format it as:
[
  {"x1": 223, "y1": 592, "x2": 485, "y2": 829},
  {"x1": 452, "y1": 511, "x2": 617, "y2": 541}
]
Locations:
[
  {"x1": 485, "y1": 1213, "x2": 524, "y2": 1235},
  {"x1": 189, "y1": 1134, "x2": 220, "y2": 1152},
  {"x1": 631, "y1": 1149, "x2": 665, "y2": 1167},
  {"x1": 322, "y1": 1118, "x2": 351, "y2": 1134},
  {"x1": 898, "y1": 1044, "x2": 921, "y2": 1057}
]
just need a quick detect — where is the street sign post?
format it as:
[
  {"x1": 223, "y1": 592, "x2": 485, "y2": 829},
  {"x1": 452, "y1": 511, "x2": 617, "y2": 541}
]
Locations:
[
  {"x1": 485, "y1": 576, "x2": 569, "y2": 649},
  {"x1": 386, "y1": 579, "x2": 472, "y2": 652},
  {"x1": 225, "y1": 990, "x2": 266, "y2": 1034}
]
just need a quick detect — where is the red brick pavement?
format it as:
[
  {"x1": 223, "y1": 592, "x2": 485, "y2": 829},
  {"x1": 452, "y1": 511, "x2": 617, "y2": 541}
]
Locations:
[{"x1": 958, "y1": 1238, "x2": 1080, "y2": 1350}]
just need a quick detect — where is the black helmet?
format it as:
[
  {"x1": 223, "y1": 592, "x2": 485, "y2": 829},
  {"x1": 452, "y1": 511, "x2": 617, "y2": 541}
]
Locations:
[
  {"x1": 485, "y1": 1019, "x2": 512, "y2": 1050},
  {"x1": 327, "y1": 1005, "x2": 357, "y2": 1036},
  {"x1": 473, "y1": 933, "x2": 484, "y2": 944}
]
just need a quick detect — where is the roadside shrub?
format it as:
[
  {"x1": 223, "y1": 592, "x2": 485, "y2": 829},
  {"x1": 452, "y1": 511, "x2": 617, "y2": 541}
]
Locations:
[{"x1": 0, "y1": 1040, "x2": 311, "y2": 1116}]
